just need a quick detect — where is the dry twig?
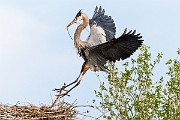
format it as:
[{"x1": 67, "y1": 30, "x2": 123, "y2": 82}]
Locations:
[{"x1": 0, "y1": 101, "x2": 77, "y2": 120}]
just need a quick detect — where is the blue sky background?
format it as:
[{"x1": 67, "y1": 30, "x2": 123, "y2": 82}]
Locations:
[{"x1": 0, "y1": 0, "x2": 180, "y2": 118}]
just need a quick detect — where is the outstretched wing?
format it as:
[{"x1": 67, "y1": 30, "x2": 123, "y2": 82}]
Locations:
[
  {"x1": 85, "y1": 29, "x2": 143, "y2": 71},
  {"x1": 87, "y1": 6, "x2": 116, "y2": 46}
]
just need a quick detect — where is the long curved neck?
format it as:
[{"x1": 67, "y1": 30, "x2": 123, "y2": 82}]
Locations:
[{"x1": 74, "y1": 13, "x2": 89, "y2": 52}]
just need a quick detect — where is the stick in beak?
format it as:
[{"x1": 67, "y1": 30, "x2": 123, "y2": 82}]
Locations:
[{"x1": 65, "y1": 20, "x2": 76, "y2": 29}]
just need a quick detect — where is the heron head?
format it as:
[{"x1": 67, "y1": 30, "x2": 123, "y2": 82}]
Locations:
[{"x1": 65, "y1": 10, "x2": 83, "y2": 29}]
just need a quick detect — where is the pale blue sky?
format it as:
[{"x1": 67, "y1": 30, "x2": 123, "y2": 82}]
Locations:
[{"x1": 0, "y1": 0, "x2": 180, "y2": 119}]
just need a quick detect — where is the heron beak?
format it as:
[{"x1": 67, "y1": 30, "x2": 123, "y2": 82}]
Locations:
[{"x1": 65, "y1": 20, "x2": 76, "y2": 29}]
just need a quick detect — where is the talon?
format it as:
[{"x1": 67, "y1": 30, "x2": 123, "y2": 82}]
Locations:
[
  {"x1": 53, "y1": 86, "x2": 66, "y2": 92},
  {"x1": 53, "y1": 88, "x2": 59, "y2": 91},
  {"x1": 56, "y1": 90, "x2": 60, "y2": 93},
  {"x1": 53, "y1": 88, "x2": 62, "y2": 91}
]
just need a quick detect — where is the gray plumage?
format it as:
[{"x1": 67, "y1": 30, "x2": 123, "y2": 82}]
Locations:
[
  {"x1": 89, "y1": 6, "x2": 116, "y2": 42},
  {"x1": 61, "y1": 6, "x2": 144, "y2": 97}
]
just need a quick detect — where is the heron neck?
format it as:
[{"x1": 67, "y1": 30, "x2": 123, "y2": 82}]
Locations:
[{"x1": 74, "y1": 14, "x2": 89, "y2": 49}]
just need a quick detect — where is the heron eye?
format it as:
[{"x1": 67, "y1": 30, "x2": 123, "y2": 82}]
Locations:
[{"x1": 74, "y1": 17, "x2": 79, "y2": 22}]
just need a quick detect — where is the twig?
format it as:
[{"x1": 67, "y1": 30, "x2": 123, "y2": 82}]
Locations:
[{"x1": 51, "y1": 86, "x2": 65, "y2": 108}]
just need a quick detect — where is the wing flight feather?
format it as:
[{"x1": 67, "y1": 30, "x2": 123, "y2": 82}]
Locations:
[
  {"x1": 92, "y1": 6, "x2": 116, "y2": 41},
  {"x1": 85, "y1": 29, "x2": 143, "y2": 71}
]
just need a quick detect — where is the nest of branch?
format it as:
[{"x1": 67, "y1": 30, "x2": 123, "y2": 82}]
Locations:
[{"x1": 0, "y1": 101, "x2": 77, "y2": 120}]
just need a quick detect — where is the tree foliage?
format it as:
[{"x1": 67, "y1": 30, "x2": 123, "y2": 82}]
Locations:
[{"x1": 94, "y1": 45, "x2": 180, "y2": 120}]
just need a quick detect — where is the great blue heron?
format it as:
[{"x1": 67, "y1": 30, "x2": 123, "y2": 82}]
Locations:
[{"x1": 56, "y1": 6, "x2": 143, "y2": 97}]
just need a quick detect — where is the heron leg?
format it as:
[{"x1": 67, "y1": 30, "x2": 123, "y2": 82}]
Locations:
[
  {"x1": 60, "y1": 72, "x2": 83, "y2": 97},
  {"x1": 55, "y1": 62, "x2": 90, "y2": 97},
  {"x1": 51, "y1": 62, "x2": 90, "y2": 107}
]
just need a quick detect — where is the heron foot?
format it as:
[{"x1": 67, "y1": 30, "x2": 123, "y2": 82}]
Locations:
[
  {"x1": 53, "y1": 83, "x2": 71, "y2": 99},
  {"x1": 53, "y1": 88, "x2": 67, "y2": 92},
  {"x1": 53, "y1": 88, "x2": 69, "y2": 95},
  {"x1": 53, "y1": 83, "x2": 67, "y2": 92}
]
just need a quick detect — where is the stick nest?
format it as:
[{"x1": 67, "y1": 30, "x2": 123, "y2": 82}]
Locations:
[{"x1": 0, "y1": 101, "x2": 77, "y2": 120}]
